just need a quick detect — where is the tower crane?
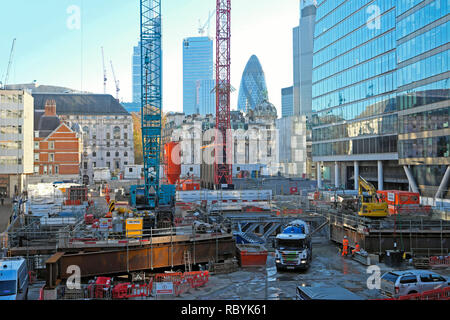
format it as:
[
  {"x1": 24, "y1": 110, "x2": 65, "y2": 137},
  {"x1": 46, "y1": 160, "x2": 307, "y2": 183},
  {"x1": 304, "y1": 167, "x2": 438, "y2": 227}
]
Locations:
[
  {"x1": 101, "y1": 47, "x2": 107, "y2": 94},
  {"x1": 2, "y1": 38, "x2": 16, "y2": 88},
  {"x1": 110, "y1": 60, "x2": 120, "y2": 100},
  {"x1": 198, "y1": 10, "x2": 215, "y2": 37},
  {"x1": 214, "y1": 0, "x2": 233, "y2": 189},
  {"x1": 130, "y1": 0, "x2": 175, "y2": 211}
]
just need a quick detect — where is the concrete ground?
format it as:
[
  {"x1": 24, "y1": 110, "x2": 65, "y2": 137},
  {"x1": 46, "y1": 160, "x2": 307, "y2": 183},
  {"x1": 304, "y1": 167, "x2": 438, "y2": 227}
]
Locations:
[
  {"x1": 167, "y1": 240, "x2": 450, "y2": 300},
  {"x1": 0, "y1": 198, "x2": 13, "y2": 233},
  {"x1": 26, "y1": 240, "x2": 450, "y2": 300}
]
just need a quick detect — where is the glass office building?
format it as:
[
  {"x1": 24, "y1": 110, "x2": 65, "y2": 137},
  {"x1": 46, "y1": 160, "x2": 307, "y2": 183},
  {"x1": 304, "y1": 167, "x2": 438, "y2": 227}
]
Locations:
[
  {"x1": 311, "y1": 0, "x2": 449, "y2": 198},
  {"x1": 237, "y1": 55, "x2": 268, "y2": 113},
  {"x1": 396, "y1": 0, "x2": 449, "y2": 198},
  {"x1": 132, "y1": 42, "x2": 141, "y2": 104},
  {"x1": 183, "y1": 37, "x2": 214, "y2": 115},
  {"x1": 281, "y1": 86, "x2": 294, "y2": 118}
]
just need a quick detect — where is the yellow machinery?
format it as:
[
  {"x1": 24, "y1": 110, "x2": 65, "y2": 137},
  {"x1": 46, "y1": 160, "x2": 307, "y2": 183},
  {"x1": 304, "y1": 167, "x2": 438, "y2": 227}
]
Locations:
[{"x1": 357, "y1": 176, "x2": 388, "y2": 218}]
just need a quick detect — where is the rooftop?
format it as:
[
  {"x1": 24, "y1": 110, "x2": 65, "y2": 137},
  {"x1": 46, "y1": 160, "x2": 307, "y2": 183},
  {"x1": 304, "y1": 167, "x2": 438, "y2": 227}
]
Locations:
[{"x1": 32, "y1": 93, "x2": 129, "y2": 116}]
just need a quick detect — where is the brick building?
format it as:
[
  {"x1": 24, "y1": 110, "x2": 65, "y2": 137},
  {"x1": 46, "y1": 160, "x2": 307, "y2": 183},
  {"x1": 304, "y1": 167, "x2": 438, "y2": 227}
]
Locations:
[{"x1": 32, "y1": 100, "x2": 81, "y2": 183}]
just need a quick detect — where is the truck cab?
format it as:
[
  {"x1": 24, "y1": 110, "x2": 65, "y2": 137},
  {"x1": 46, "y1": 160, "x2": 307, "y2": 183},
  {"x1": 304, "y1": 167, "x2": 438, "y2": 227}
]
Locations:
[
  {"x1": 274, "y1": 220, "x2": 312, "y2": 271},
  {"x1": 0, "y1": 257, "x2": 29, "y2": 300}
]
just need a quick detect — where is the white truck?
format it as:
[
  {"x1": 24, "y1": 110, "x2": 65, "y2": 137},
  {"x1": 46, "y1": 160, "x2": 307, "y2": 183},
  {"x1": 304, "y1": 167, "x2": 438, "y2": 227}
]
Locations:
[
  {"x1": 274, "y1": 220, "x2": 312, "y2": 271},
  {"x1": 0, "y1": 257, "x2": 29, "y2": 300}
]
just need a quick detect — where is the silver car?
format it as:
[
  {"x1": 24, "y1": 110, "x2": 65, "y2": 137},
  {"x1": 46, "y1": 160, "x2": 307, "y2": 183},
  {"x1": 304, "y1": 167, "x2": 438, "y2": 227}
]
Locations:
[{"x1": 380, "y1": 270, "x2": 449, "y2": 298}]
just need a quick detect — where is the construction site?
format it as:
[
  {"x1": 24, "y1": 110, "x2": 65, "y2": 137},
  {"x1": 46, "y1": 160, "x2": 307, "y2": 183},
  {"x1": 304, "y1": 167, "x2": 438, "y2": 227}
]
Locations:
[{"x1": 0, "y1": 0, "x2": 449, "y2": 302}]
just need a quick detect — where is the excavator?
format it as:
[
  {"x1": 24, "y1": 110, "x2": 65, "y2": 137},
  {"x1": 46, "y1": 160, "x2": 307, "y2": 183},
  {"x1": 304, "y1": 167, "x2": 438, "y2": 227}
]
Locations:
[{"x1": 357, "y1": 176, "x2": 388, "y2": 218}]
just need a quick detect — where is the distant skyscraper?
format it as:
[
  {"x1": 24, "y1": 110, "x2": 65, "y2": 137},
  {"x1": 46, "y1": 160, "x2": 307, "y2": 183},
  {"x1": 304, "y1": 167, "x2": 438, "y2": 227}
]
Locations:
[
  {"x1": 183, "y1": 37, "x2": 214, "y2": 115},
  {"x1": 292, "y1": 1, "x2": 316, "y2": 117},
  {"x1": 281, "y1": 86, "x2": 294, "y2": 118},
  {"x1": 237, "y1": 55, "x2": 268, "y2": 113},
  {"x1": 132, "y1": 42, "x2": 141, "y2": 104}
]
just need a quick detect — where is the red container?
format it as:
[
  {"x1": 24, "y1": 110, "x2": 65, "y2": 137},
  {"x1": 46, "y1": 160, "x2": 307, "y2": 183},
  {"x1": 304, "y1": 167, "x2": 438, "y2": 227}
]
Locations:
[
  {"x1": 237, "y1": 244, "x2": 268, "y2": 267},
  {"x1": 164, "y1": 142, "x2": 181, "y2": 184}
]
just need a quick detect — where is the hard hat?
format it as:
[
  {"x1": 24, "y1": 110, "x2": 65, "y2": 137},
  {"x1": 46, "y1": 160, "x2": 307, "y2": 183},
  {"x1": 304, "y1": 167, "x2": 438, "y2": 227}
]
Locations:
[{"x1": 344, "y1": 236, "x2": 347, "y2": 239}]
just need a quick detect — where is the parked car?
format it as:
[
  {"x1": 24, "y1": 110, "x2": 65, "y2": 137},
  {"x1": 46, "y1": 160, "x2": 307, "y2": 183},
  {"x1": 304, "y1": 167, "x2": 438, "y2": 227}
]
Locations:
[{"x1": 380, "y1": 270, "x2": 449, "y2": 298}]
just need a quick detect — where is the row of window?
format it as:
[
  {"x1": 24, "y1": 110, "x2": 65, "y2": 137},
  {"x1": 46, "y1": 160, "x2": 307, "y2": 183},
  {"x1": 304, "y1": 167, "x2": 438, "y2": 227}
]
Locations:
[
  {"x1": 312, "y1": 135, "x2": 398, "y2": 157},
  {"x1": 0, "y1": 109, "x2": 23, "y2": 119},
  {"x1": 0, "y1": 125, "x2": 22, "y2": 135},
  {"x1": 83, "y1": 161, "x2": 128, "y2": 170},
  {"x1": 399, "y1": 135, "x2": 450, "y2": 158},
  {"x1": 0, "y1": 156, "x2": 22, "y2": 165},
  {"x1": 34, "y1": 141, "x2": 54, "y2": 150},
  {"x1": 0, "y1": 141, "x2": 22, "y2": 150},
  {"x1": 312, "y1": 81, "x2": 449, "y2": 128},
  {"x1": 313, "y1": 30, "x2": 396, "y2": 83},
  {"x1": 396, "y1": 0, "x2": 423, "y2": 16},
  {"x1": 399, "y1": 107, "x2": 450, "y2": 134},
  {"x1": 0, "y1": 94, "x2": 23, "y2": 104},
  {"x1": 314, "y1": 0, "x2": 393, "y2": 54},
  {"x1": 314, "y1": 9, "x2": 395, "y2": 68},
  {"x1": 86, "y1": 141, "x2": 129, "y2": 148},
  {"x1": 397, "y1": 21, "x2": 449, "y2": 63},
  {"x1": 397, "y1": 78, "x2": 450, "y2": 111},
  {"x1": 312, "y1": 71, "x2": 397, "y2": 112},
  {"x1": 34, "y1": 165, "x2": 59, "y2": 175},
  {"x1": 92, "y1": 151, "x2": 129, "y2": 158},
  {"x1": 313, "y1": 51, "x2": 396, "y2": 98},
  {"x1": 313, "y1": 114, "x2": 398, "y2": 142},
  {"x1": 397, "y1": 50, "x2": 449, "y2": 88},
  {"x1": 315, "y1": 0, "x2": 344, "y2": 24},
  {"x1": 34, "y1": 153, "x2": 55, "y2": 162},
  {"x1": 397, "y1": 0, "x2": 448, "y2": 40},
  {"x1": 312, "y1": 94, "x2": 396, "y2": 126}
]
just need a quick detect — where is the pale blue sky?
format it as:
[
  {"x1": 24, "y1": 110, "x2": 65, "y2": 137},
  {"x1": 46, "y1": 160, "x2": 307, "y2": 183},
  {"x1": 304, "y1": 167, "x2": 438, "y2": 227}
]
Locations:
[{"x1": 0, "y1": 0, "x2": 301, "y2": 114}]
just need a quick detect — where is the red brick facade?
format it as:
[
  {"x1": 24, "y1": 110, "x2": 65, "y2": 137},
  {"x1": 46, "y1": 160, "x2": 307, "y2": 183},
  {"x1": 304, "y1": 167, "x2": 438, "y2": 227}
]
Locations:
[{"x1": 34, "y1": 123, "x2": 81, "y2": 176}]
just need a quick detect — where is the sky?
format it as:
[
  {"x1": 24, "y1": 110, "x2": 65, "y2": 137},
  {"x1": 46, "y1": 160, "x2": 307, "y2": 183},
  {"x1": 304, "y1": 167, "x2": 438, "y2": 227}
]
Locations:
[{"x1": 0, "y1": 0, "x2": 301, "y2": 114}]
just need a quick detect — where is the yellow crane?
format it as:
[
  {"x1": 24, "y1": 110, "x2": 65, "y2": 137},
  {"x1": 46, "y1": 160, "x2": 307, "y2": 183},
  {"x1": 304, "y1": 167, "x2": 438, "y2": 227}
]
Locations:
[{"x1": 357, "y1": 176, "x2": 388, "y2": 218}]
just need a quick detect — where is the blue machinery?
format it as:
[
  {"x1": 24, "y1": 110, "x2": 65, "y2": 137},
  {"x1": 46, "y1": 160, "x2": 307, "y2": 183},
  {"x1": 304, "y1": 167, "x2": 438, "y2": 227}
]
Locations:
[{"x1": 131, "y1": 0, "x2": 175, "y2": 209}]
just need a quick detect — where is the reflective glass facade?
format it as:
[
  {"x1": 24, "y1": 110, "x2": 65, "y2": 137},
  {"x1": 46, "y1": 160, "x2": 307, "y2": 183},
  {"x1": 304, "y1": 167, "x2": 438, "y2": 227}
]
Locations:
[
  {"x1": 312, "y1": 0, "x2": 398, "y2": 161},
  {"x1": 132, "y1": 42, "x2": 141, "y2": 104},
  {"x1": 237, "y1": 55, "x2": 268, "y2": 113},
  {"x1": 183, "y1": 37, "x2": 214, "y2": 115},
  {"x1": 312, "y1": 0, "x2": 450, "y2": 197},
  {"x1": 281, "y1": 86, "x2": 294, "y2": 118}
]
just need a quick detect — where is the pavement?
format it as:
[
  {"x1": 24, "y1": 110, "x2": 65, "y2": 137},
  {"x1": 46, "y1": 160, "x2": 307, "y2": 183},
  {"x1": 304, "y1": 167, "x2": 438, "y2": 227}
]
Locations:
[{"x1": 0, "y1": 198, "x2": 13, "y2": 233}]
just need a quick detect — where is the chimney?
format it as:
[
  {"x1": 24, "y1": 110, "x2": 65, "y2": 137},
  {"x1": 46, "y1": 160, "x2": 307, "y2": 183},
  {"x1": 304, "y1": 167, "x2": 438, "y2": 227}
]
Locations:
[{"x1": 44, "y1": 99, "x2": 57, "y2": 116}]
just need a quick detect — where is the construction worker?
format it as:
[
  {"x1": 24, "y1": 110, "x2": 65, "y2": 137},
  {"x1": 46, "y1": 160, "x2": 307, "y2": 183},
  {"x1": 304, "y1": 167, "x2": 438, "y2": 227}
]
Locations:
[
  {"x1": 352, "y1": 242, "x2": 361, "y2": 256},
  {"x1": 342, "y1": 236, "x2": 349, "y2": 256}
]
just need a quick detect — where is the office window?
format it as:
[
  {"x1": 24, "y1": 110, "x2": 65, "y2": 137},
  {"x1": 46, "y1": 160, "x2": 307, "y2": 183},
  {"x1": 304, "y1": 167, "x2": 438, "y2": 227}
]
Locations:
[
  {"x1": 49, "y1": 154, "x2": 54, "y2": 162},
  {"x1": 114, "y1": 126, "x2": 121, "y2": 139},
  {"x1": 49, "y1": 141, "x2": 54, "y2": 150},
  {"x1": 83, "y1": 162, "x2": 87, "y2": 169},
  {"x1": 115, "y1": 152, "x2": 119, "y2": 157},
  {"x1": 34, "y1": 153, "x2": 39, "y2": 162},
  {"x1": 55, "y1": 165, "x2": 59, "y2": 174},
  {"x1": 34, "y1": 141, "x2": 39, "y2": 149},
  {"x1": 93, "y1": 162, "x2": 96, "y2": 168},
  {"x1": 106, "y1": 152, "x2": 110, "y2": 157},
  {"x1": 43, "y1": 166, "x2": 47, "y2": 174},
  {"x1": 34, "y1": 166, "x2": 39, "y2": 173},
  {"x1": 93, "y1": 152, "x2": 97, "y2": 157},
  {"x1": 124, "y1": 152, "x2": 128, "y2": 157}
]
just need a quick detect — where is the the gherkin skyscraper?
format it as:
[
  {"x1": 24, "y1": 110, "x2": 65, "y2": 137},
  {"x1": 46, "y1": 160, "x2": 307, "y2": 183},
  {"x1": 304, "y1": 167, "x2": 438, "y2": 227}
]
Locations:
[{"x1": 237, "y1": 55, "x2": 268, "y2": 113}]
